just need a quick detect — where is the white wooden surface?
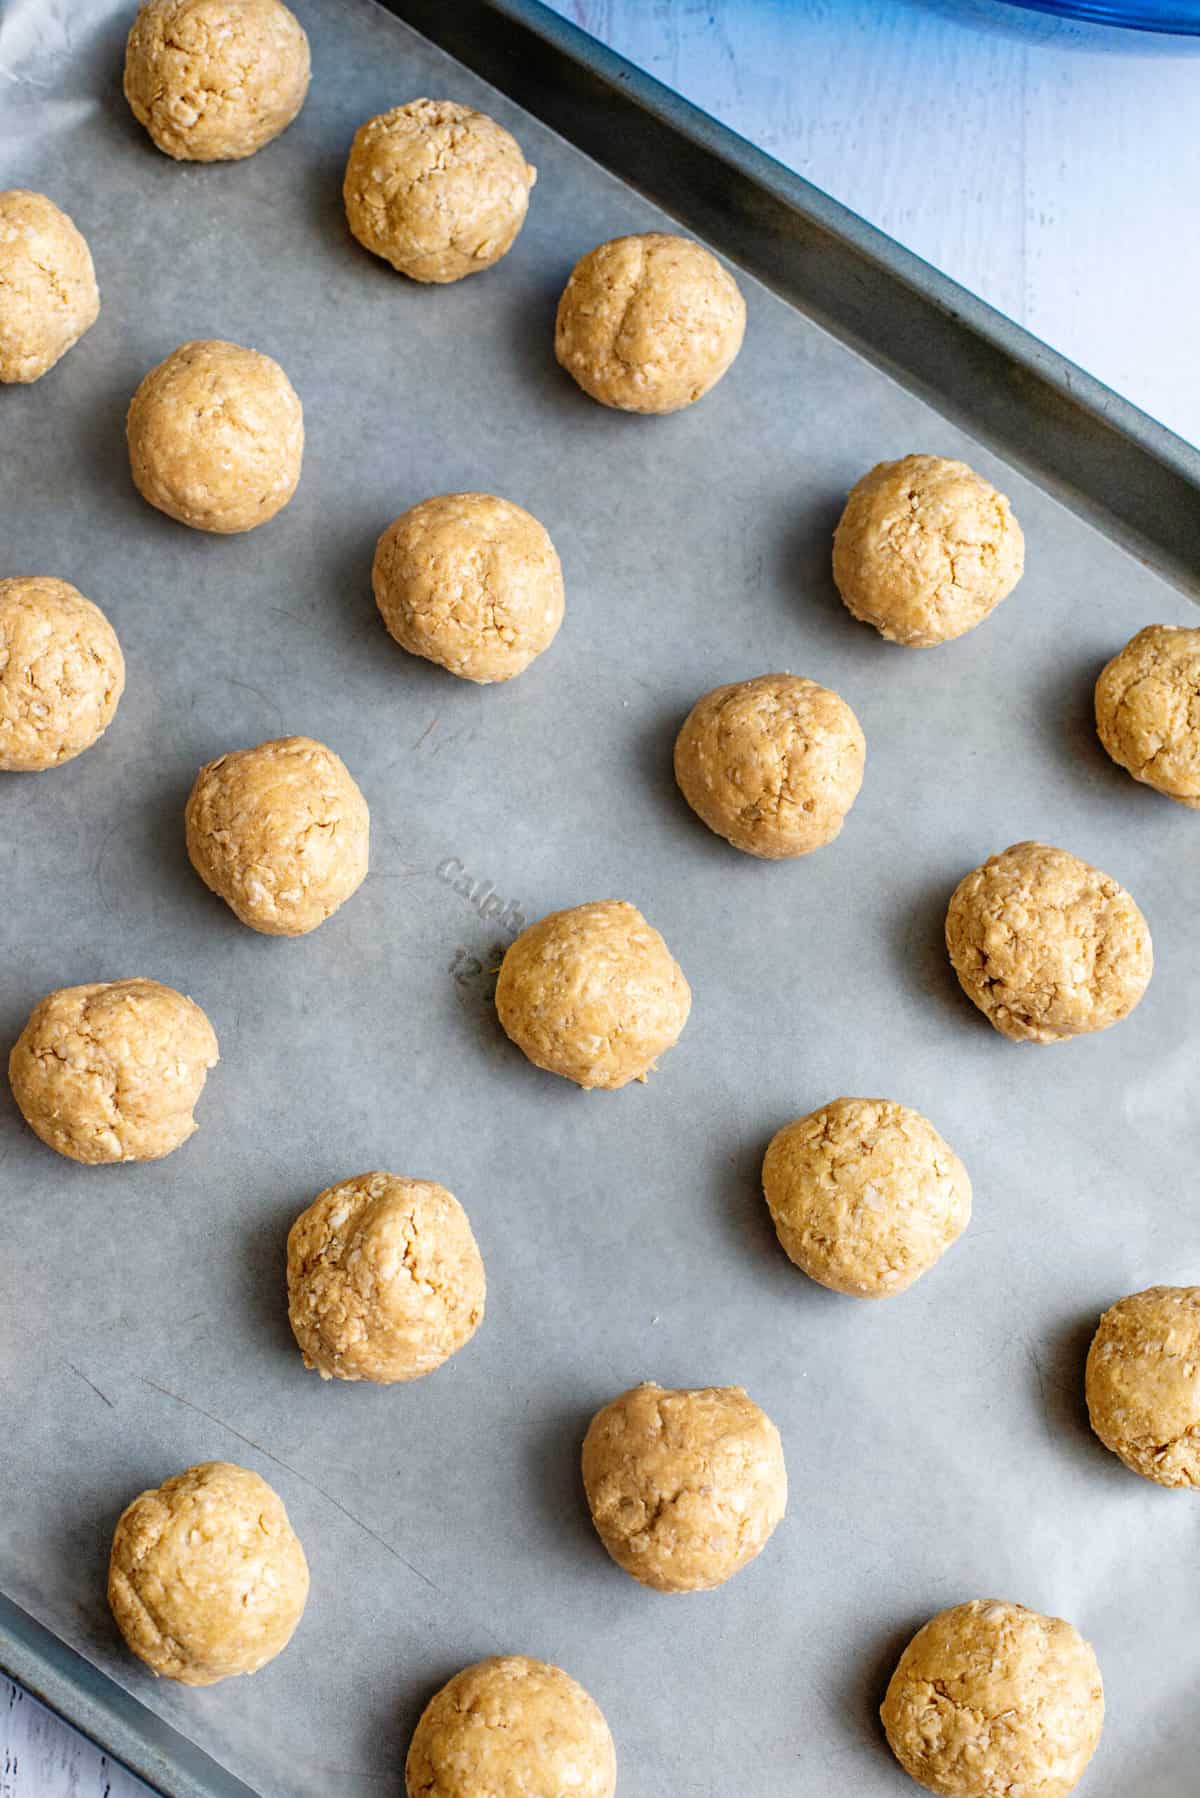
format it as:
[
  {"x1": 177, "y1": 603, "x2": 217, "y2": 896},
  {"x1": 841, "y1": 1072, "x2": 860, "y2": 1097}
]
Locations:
[
  {"x1": 4, "y1": 2, "x2": 1198, "y2": 1795},
  {"x1": 3, "y1": 1678, "x2": 145, "y2": 1798}
]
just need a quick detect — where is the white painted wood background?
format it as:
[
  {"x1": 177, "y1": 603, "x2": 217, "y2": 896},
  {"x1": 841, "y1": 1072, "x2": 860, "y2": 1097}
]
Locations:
[{"x1": 4, "y1": 2, "x2": 1198, "y2": 1794}]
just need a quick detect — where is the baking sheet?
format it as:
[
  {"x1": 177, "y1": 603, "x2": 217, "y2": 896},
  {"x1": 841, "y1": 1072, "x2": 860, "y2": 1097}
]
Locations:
[{"x1": 1, "y1": 1, "x2": 1198, "y2": 1793}]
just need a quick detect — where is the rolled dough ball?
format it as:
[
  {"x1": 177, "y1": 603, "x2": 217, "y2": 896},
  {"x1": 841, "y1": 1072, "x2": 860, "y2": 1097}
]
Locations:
[
  {"x1": 287, "y1": 1171, "x2": 485, "y2": 1383},
  {"x1": 833, "y1": 454, "x2": 1024, "y2": 647},
  {"x1": 123, "y1": 0, "x2": 310, "y2": 162},
  {"x1": 495, "y1": 899, "x2": 690, "y2": 1090},
  {"x1": 127, "y1": 339, "x2": 303, "y2": 533},
  {"x1": 372, "y1": 492, "x2": 564, "y2": 683},
  {"x1": 8, "y1": 978, "x2": 218, "y2": 1164},
  {"x1": 762, "y1": 1097, "x2": 971, "y2": 1298},
  {"x1": 343, "y1": 99, "x2": 535, "y2": 283},
  {"x1": 881, "y1": 1598, "x2": 1104, "y2": 1798},
  {"x1": 673, "y1": 672, "x2": 865, "y2": 859},
  {"x1": 555, "y1": 232, "x2": 746, "y2": 414},
  {"x1": 108, "y1": 1461, "x2": 309, "y2": 1685},
  {"x1": 1094, "y1": 624, "x2": 1200, "y2": 808},
  {"x1": 1085, "y1": 1285, "x2": 1200, "y2": 1488},
  {"x1": 945, "y1": 840, "x2": 1152, "y2": 1043},
  {"x1": 405, "y1": 1656, "x2": 616, "y2": 1798},
  {"x1": 0, "y1": 189, "x2": 99, "y2": 383},
  {"x1": 582, "y1": 1382, "x2": 786, "y2": 1593},
  {"x1": 0, "y1": 576, "x2": 124, "y2": 772},
  {"x1": 186, "y1": 735, "x2": 369, "y2": 936}
]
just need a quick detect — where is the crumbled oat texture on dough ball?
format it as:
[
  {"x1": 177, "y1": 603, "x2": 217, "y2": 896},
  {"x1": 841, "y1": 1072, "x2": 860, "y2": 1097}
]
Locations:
[
  {"x1": 555, "y1": 232, "x2": 746, "y2": 414},
  {"x1": 673, "y1": 672, "x2": 865, "y2": 858},
  {"x1": 405, "y1": 1656, "x2": 617, "y2": 1798},
  {"x1": 123, "y1": 0, "x2": 310, "y2": 163},
  {"x1": 0, "y1": 190, "x2": 99, "y2": 383},
  {"x1": 1085, "y1": 1285, "x2": 1200, "y2": 1489},
  {"x1": 108, "y1": 1461, "x2": 309, "y2": 1686},
  {"x1": 8, "y1": 978, "x2": 218, "y2": 1164},
  {"x1": 287, "y1": 1172, "x2": 485, "y2": 1384},
  {"x1": 945, "y1": 841, "x2": 1152, "y2": 1044},
  {"x1": 1094, "y1": 624, "x2": 1200, "y2": 809},
  {"x1": 881, "y1": 1598, "x2": 1104, "y2": 1798},
  {"x1": 186, "y1": 735, "x2": 369, "y2": 936},
  {"x1": 581, "y1": 1381, "x2": 787, "y2": 1593},
  {"x1": 372, "y1": 493, "x2": 564, "y2": 684},
  {"x1": 833, "y1": 455, "x2": 1024, "y2": 647},
  {"x1": 495, "y1": 899, "x2": 691, "y2": 1090},
  {"x1": 762, "y1": 1097, "x2": 971, "y2": 1298},
  {"x1": 0, "y1": 577, "x2": 124, "y2": 772},
  {"x1": 127, "y1": 339, "x2": 303, "y2": 533},
  {"x1": 343, "y1": 99, "x2": 535, "y2": 283}
]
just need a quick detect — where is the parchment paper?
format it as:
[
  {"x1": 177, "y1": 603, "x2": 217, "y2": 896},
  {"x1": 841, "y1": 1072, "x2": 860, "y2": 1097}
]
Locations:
[{"x1": 1, "y1": 2, "x2": 1197, "y2": 1793}]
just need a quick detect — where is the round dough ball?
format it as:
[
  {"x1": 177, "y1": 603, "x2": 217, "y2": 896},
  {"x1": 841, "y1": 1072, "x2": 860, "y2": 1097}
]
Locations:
[
  {"x1": 372, "y1": 493, "x2": 564, "y2": 683},
  {"x1": 833, "y1": 454, "x2": 1024, "y2": 647},
  {"x1": 555, "y1": 232, "x2": 746, "y2": 414},
  {"x1": 405, "y1": 1656, "x2": 616, "y2": 1798},
  {"x1": 123, "y1": 0, "x2": 310, "y2": 163},
  {"x1": 945, "y1": 840, "x2": 1152, "y2": 1044},
  {"x1": 673, "y1": 672, "x2": 865, "y2": 859},
  {"x1": 495, "y1": 899, "x2": 690, "y2": 1091},
  {"x1": 582, "y1": 1382, "x2": 786, "y2": 1593},
  {"x1": 8, "y1": 978, "x2": 218, "y2": 1164},
  {"x1": 881, "y1": 1598, "x2": 1104, "y2": 1798},
  {"x1": 1094, "y1": 624, "x2": 1200, "y2": 809},
  {"x1": 0, "y1": 189, "x2": 99, "y2": 383},
  {"x1": 287, "y1": 1171, "x2": 485, "y2": 1383},
  {"x1": 762, "y1": 1097, "x2": 971, "y2": 1298},
  {"x1": 1085, "y1": 1285, "x2": 1200, "y2": 1488},
  {"x1": 127, "y1": 339, "x2": 303, "y2": 534},
  {"x1": 186, "y1": 735, "x2": 369, "y2": 936},
  {"x1": 343, "y1": 99, "x2": 535, "y2": 283},
  {"x1": 0, "y1": 577, "x2": 124, "y2": 772},
  {"x1": 108, "y1": 1461, "x2": 309, "y2": 1685}
]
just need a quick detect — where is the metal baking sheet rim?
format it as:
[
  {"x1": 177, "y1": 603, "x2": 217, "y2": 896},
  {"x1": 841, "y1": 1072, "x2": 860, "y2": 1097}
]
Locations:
[
  {"x1": 1, "y1": 1, "x2": 1197, "y2": 1794},
  {"x1": 0, "y1": 1592, "x2": 250, "y2": 1798}
]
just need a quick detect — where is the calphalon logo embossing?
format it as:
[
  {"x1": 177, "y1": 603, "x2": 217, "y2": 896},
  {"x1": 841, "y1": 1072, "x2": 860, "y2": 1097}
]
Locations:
[{"x1": 436, "y1": 856, "x2": 526, "y2": 935}]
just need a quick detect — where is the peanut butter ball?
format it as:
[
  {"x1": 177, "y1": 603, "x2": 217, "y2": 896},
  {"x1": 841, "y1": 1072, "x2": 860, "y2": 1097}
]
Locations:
[
  {"x1": 1086, "y1": 1285, "x2": 1200, "y2": 1488},
  {"x1": 0, "y1": 190, "x2": 99, "y2": 383},
  {"x1": 0, "y1": 577, "x2": 124, "y2": 772},
  {"x1": 287, "y1": 1172, "x2": 485, "y2": 1384},
  {"x1": 881, "y1": 1599, "x2": 1104, "y2": 1798},
  {"x1": 186, "y1": 735, "x2": 369, "y2": 936},
  {"x1": 9, "y1": 978, "x2": 218, "y2": 1164},
  {"x1": 373, "y1": 492, "x2": 564, "y2": 683},
  {"x1": 945, "y1": 841, "x2": 1152, "y2": 1043},
  {"x1": 762, "y1": 1097, "x2": 971, "y2": 1298},
  {"x1": 108, "y1": 1462, "x2": 309, "y2": 1685},
  {"x1": 582, "y1": 1381, "x2": 787, "y2": 1593},
  {"x1": 674, "y1": 672, "x2": 865, "y2": 858},
  {"x1": 495, "y1": 900, "x2": 690, "y2": 1090},
  {"x1": 555, "y1": 232, "x2": 746, "y2": 414},
  {"x1": 344, "y1": 100, "x2": 535, "y2": 283},
  {"x1": 123, "y1": 0, "x2": 310, "y2": 162},
  {"x1": 833, "y1": 454, "x2": 1024, "y2": 646},
  {"x1": 1095, "y1": 624, "x2": 1200, "y2": 808},
  {"x1": 405, "y1": 1657, "x2": 616, "y2": 1798},
  {"x1": 127, "y1": 339, "x2": 303, "y2": 533}
]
